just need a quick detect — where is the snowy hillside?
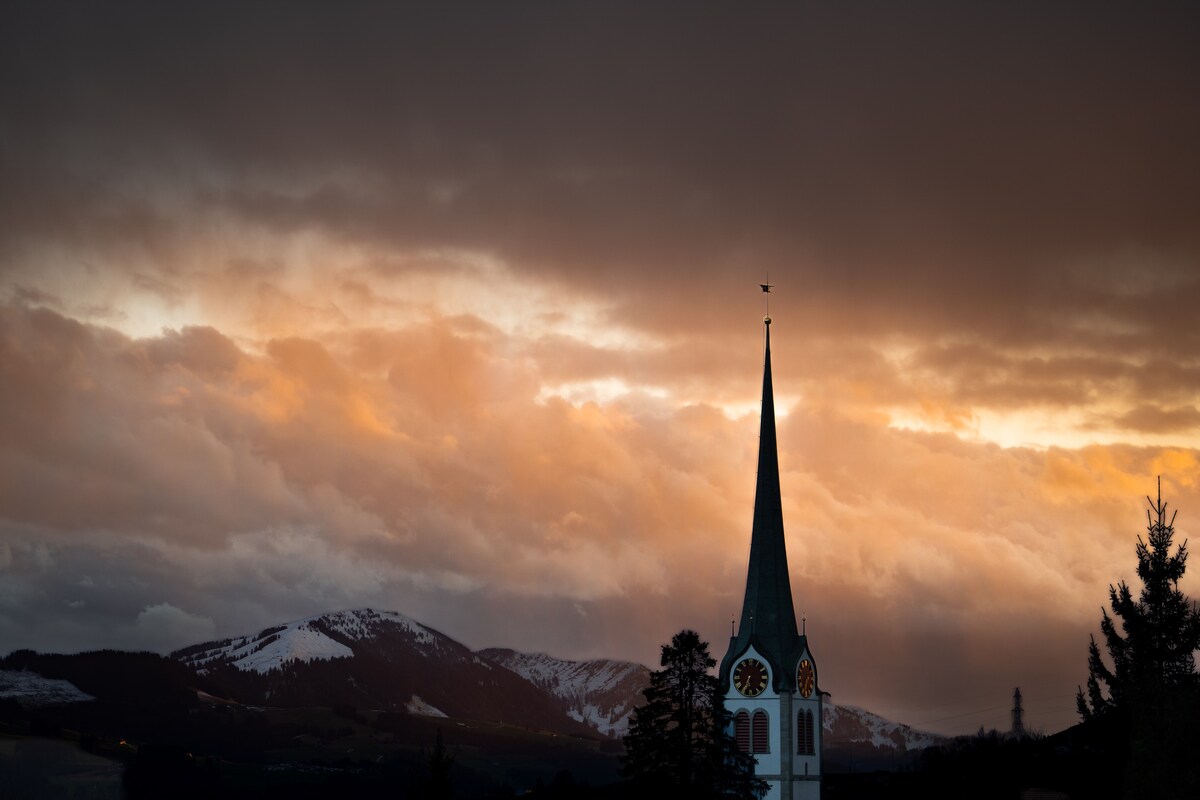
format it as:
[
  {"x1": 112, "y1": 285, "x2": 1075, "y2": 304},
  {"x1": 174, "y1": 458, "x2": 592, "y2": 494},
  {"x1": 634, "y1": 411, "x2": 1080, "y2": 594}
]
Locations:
[
  {"x1": 175, "y1": 609, "x2": 445, "y2": 674},
  {"x1": 479, "y1": 648, "x2": 649, "y2": 737},
  {"x1": 0, "y1": 669, "x2": 94, "y2": 707},
  {"x1": 172, "y1": 609, "x2": 598, "y2": 737},
  {"x1": 825, "y1": 703, "x2": 944, "y2": 751},
  {"x1": 169, "y1": 608, "x2": 943, "y2": 748}
]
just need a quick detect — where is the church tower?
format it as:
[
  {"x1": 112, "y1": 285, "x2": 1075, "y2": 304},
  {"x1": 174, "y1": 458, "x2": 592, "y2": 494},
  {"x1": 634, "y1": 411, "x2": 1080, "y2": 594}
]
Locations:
[{"x1": 719, "y1": 314, "x2": 822, "y2": 800}]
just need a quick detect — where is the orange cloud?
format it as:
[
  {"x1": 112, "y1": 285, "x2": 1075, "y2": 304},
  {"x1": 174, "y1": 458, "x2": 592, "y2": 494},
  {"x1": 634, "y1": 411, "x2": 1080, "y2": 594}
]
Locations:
[
  {"x1": 4, "y1": 5, "x2": 1200, "y2": 739},
  {"x1": 4, "y1": 298, "x2": 1200, "y2": 736}
]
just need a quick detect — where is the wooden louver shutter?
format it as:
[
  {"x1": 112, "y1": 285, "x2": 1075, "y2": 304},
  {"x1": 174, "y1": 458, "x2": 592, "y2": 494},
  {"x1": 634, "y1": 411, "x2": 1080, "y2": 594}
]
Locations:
[
  {"x1": 752, "y1": 710, "x2": 769, "y2": 753},
  {"x1": 735, "y1": 711, "x2": 751, "y2": 753}
]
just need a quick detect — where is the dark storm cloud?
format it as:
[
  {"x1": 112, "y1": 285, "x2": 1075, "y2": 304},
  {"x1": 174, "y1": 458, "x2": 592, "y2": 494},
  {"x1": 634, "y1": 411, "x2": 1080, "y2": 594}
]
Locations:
[
  {"x1": 3, "y1": 301, "x2": 1198, "y2": 729},
  {"x1": 3, "y1": 3, "x2": 1199, "y2": 344},
  {"x1": 4, "y1": 3, "x2": 1200, "y2": 736},
  {"x1": 1111, "y1": 404, "x2": 1200, "y2": 434}
]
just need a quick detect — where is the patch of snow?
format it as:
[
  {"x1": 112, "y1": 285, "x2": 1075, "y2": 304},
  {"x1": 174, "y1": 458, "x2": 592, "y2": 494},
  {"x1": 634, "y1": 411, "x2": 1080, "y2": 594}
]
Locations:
[
  {"x1": 320, "y1": 609, "x2": 437, "y2": 648},
  {"x1": 177, "y1": 608, "x2": 450, "y2": 674},
  {"x1": 235, "y1": 625, "x2": 352, "y2": 673},
  {"x1": 406, "y1": 695, "x2": 448, "y2": 718},
  {"x1": 482, "y1": 649, "x2": 646, "y2": 738},
  {"x1": 181, "y1": 619, "x2": 351, "y2": 674},
  {"x1": 195, "y1": 689, "x2": 238, "y2": 705},
  {"x1": 567, "y1": 702, "x2": 629, "y2": 738},
  {"x1": 823, "y1": 703, "x2": 943, "y2": 751},
  {"x1": 0, "y1": 670, "x2": 94, "y2": 707},
  {"x1": 493, "y1": 651, "x2": 641, "y2": 699}
]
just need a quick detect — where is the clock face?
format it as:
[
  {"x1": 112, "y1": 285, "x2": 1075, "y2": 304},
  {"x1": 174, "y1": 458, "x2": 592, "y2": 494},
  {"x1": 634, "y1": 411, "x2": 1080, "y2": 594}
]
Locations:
[
  {"x1": 733, "y1": 658, "x2": 769, "y2": 697},
  {"x1": 797, "y1": 658, "x2": 815, "y2": 698}
]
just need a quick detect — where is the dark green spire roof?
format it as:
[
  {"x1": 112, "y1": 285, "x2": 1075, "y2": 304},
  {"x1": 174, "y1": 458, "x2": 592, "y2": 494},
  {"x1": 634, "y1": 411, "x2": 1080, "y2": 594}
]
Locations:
[{"x1": 720, "y1": 317, "x2": 805, "y2": 691}]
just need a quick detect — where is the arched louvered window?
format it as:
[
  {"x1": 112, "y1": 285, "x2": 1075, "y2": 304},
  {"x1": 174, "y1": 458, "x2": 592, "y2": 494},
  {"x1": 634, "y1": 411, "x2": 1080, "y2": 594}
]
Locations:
[
  {"x1": 752, "y1": 709, "x2": 770, "y2": 753},
  {"x1": 734, "y1": 710, "x2": 751, "y2": 753},
  {"x1": 797, "y1": 709, "x2": 815, "y2": 755}
]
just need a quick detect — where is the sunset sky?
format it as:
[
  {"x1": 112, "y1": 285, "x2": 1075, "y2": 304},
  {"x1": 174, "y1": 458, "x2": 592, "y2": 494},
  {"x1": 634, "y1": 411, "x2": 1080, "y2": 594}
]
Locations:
[{"x1": 3, "y1": 4, "x2": 1200, "y2": 736}]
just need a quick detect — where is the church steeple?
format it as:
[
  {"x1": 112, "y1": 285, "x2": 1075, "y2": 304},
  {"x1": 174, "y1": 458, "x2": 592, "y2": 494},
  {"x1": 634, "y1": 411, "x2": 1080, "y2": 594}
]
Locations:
[
  {"x1": 720, "y1": 308, "x2": 823, "y2": 800},
  {"x1": 720, "y1": 315, "x2": 804, "y2": 691}
]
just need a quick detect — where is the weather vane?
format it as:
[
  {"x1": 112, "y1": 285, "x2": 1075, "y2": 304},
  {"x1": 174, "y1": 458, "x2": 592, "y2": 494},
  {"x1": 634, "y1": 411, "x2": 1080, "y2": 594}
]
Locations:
[{"x1": 760, "y1": 274, "x2": 774, "y2": 321}]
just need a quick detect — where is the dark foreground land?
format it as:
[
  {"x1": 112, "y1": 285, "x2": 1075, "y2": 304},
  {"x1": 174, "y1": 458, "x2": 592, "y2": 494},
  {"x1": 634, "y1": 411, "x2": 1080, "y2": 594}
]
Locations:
[
  {"x1": 3, "y1": 648, "x2": 1195, "y2": 799},
  {"x1": 2, "y1": 701, "x2": 623, "y2": 799},
  {"x1": 0, "y1": 648, "x2": 628, "y2": 798},
  {"x1": 2, "y1": 704, "x2": 1177, "y2": 800}
]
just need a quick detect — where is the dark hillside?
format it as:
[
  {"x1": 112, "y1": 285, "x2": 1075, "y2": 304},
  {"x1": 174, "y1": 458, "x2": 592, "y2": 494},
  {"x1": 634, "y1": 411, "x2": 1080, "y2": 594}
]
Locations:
[{"x1": 1, "y1": 649, "x2": 196, "y2": 708}]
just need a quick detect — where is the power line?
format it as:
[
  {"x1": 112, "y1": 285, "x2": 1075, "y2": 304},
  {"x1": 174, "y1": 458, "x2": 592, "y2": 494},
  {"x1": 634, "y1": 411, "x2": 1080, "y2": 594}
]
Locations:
[
  {"x1": 912, "y1": 693, "x2": 1079, "y2": 727},
  {"x1": 912, "y1": 703, "x2": 1009, "y2": 726},
  {"x1": 1023, "y1": 705, "x2": 1079, "y2": 718}
]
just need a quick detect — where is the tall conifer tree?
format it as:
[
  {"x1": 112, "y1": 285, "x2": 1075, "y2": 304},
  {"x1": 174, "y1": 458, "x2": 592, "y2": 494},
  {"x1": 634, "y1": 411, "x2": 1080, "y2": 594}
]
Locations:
[
  {"x1": 1076, "y1": 481, "x2": 1200, "y2": 799},
  {"x1": 1077, "y1": 481, "x2": 1200, "y2": 719},
  {"x1": 622, "y1": 630, "x2": 766, "y2": 800}
]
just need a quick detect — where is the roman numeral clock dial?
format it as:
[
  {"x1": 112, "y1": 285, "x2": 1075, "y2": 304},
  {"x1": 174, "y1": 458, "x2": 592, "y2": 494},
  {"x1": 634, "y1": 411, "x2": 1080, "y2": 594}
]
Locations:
[
  {"x1": 797, "y1": 658, "x2": 815, "y2": 698},
  {"x1": 733, "y1": 657, "x2": 768, "y2": 697}
]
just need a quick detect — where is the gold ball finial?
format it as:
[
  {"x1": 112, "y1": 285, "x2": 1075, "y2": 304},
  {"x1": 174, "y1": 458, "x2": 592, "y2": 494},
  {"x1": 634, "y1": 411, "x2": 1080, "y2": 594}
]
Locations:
[{"x1": 763, "y1": 315, "x2": 772, "y2": 325}]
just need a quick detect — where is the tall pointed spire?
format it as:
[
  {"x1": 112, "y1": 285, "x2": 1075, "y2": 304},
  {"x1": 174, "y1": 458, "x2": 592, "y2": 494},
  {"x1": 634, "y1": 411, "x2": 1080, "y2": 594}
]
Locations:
[
  {"x1": 720, "y1": 307, "x2": 824, "y2": 800},
  {"x1": 720, "y1": 315, "x2": 803, "y2": 690}
]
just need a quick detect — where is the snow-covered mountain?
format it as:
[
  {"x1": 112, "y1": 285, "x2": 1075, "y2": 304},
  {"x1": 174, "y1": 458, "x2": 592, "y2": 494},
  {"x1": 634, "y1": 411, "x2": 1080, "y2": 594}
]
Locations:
[
  {"x1": 176, "y1": 609, "x2": 647, "y2": 738},
  {"x1": 176, "y1": 609, "x2": 443, "y2": 674},
  {"x1": 170, "y1": 608, "x2": 944, "y2": 750},
  {"x1": 825, "y1": 703, "x2": 944, "y2": 752},
  {"x1": 478, "y1": 648, "x2": 649, "y2": 737},
  {"x1": 471, "y1": 647, "x2": 944, "y2": 751},
  {"x1": 173, "y1": 608, "x2": 597, "y2": 738}
]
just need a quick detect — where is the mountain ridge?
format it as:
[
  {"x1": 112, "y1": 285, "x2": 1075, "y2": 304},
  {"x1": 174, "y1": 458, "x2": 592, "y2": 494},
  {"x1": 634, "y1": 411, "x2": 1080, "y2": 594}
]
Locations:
[
  {"x1": 165, "y1": 607, "x2": 945, "y2": 752},
  {"x1": 172, "y1": 607, "x2": 597, "y2": 738},
  {"x1": 477, "y1": 647, "x2": 649, "y2": 738}
]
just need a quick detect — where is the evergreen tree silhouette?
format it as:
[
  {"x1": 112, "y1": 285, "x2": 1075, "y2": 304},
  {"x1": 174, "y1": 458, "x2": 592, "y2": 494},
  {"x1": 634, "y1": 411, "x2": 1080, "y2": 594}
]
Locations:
[
  {"x1": 1076, "y1": 479, "x2": 1200, "y2": 799},
  {"x1": 1077, "y1": 480, "x2": 1200, "y2": 719},
  {"x1": 424, "y1": 728, "x2": 454, "y2": 800},
  {"x1": 622, "y1": 630, "x2": 766, "y2": 799}
]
